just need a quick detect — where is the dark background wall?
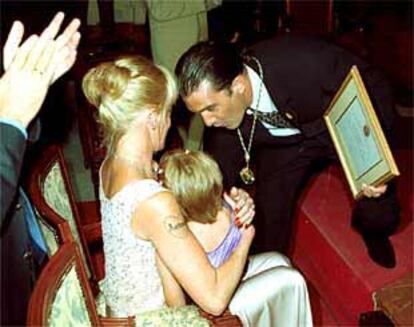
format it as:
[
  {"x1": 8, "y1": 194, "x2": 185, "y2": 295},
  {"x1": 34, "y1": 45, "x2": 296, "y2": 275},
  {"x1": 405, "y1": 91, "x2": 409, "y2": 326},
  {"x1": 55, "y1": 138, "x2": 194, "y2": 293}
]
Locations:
[{"x1": 1, "y1": 0, "x2": 412, "y2": 148}]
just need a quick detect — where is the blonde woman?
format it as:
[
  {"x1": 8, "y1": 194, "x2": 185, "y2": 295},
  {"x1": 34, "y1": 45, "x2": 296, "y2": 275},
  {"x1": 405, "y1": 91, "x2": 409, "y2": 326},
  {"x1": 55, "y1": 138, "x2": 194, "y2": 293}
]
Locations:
[
  {"x1": 159, "y1": 149, "x2": 313, "y2": 326},
  {"x1": 82, "y1": 56, "x2": 255, "y2": 322}
]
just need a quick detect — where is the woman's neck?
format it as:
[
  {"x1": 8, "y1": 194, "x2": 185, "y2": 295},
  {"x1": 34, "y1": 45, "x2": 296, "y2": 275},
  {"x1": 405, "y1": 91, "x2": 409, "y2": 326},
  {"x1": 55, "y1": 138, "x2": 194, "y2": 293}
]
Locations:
[
  {"x1": 112, "y1": 129, "x2": 156, "y2": 179},
  {"x1": 111, "y1": 153, "x2": 157, "y2": 179}
]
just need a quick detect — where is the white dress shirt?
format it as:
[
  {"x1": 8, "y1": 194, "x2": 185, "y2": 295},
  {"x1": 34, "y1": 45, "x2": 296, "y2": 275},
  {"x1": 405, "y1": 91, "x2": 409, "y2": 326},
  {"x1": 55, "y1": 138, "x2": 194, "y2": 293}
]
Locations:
[{"x1": 246, "y1": 65, "x2": 301, "y2": 137}]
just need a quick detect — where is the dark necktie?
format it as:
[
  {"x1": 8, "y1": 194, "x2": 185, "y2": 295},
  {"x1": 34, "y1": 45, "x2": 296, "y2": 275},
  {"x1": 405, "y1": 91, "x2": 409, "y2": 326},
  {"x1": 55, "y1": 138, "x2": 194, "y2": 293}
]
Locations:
[{"x1": 249, "y1": 108, "x2": 295, "y2": 128}]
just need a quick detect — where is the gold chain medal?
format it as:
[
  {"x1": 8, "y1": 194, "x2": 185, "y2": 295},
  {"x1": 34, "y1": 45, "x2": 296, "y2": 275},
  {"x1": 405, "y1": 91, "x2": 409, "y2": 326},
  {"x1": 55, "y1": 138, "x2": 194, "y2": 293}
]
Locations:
[
  {"x1": 237, "y1": 56, "x2": 263, "y2": 185},
  {"x1": 240, "y1": 167, "x2": 255, "y2": 184},
  {"x1": 239, "y1": 154, "x2": 255, "y2": 185}
]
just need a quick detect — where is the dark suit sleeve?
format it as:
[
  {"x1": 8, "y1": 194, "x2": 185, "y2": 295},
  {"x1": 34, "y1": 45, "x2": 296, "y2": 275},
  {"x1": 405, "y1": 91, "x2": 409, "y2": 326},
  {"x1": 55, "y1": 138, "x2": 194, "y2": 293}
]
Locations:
[
  {"x1": 359, "y1": 66, "x2": 395, "y2": 134},
  {"x1": 0, "y1": 123, "x2": 27, "y2": 223},
  {"x1": 330, "y1": 46, "x2": 395, "y2": 135}
]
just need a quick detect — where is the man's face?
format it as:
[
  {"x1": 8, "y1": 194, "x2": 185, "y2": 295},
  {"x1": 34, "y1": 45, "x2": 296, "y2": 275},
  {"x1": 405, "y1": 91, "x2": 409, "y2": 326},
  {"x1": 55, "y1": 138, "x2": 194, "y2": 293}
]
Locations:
[{"x1": 183, "y1": 79, "x2": 248, "y2": 130}]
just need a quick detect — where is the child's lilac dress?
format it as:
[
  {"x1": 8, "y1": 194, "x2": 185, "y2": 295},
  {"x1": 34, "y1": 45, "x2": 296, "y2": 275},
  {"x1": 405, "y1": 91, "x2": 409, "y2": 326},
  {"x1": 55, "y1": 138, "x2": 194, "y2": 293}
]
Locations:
[{"x1": 206, "y1": 202, "x2": 241, "y2": 267}]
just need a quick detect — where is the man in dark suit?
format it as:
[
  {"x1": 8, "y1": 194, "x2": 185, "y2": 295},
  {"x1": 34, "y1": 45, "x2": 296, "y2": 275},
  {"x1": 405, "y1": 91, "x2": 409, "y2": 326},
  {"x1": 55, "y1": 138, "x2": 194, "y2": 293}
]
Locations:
[
  {"x1": 175, "y1": 36, "x2": 400, "y2": 268},
  {"x1": 0, "y1": 13, "x2": 80, "y2": 325}
]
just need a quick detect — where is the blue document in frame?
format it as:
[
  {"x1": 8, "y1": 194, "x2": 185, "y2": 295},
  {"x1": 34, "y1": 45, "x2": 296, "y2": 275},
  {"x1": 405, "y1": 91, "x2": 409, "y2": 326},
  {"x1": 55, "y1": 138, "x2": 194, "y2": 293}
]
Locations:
[{"x1": 336, "y1": 96, "x2": 382, "y2": 179}]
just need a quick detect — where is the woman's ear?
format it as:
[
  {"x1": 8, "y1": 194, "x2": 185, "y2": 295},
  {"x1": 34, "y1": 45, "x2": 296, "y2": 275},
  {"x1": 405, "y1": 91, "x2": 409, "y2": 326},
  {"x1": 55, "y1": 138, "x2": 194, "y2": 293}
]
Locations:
[{"x1": 147, "y1": 110, "x2": 158, "y2": 130}]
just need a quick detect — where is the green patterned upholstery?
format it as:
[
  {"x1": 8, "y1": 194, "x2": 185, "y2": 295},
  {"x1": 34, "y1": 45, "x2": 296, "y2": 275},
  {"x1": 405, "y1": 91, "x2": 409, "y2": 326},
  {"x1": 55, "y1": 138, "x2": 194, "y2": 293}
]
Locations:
[
  {"x1": 37, "y1": 212, "x2": 60, "y2": 256},
  {"x1": 96, "y1": 281, "x2": 209, "y2": 326},
  {"x1": 42, "y1": 161, "x2": 91, "y2": 277},
  {"x1": 48, "y1": 266, "x2": 92, "y2": 327},
  {"x1": 134, "y1": 305, "x2": 209, "y2": 326},
  {"x1": 27, "y1": 242, "x2": 101, "y2": 326}
]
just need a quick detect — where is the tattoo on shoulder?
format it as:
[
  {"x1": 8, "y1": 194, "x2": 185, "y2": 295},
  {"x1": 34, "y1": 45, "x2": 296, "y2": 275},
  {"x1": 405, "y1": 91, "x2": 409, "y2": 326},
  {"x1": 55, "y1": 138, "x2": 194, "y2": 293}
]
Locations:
[{"x1": 162, "y1": 215, "x2": 189, "y2": 238}]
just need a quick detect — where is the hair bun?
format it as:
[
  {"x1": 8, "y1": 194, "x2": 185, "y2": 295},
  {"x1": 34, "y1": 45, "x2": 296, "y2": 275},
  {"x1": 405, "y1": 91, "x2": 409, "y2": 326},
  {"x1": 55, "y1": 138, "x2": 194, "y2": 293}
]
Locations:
[{"x1": 82, "y1": 62, "x2": 131, "y2": 109}]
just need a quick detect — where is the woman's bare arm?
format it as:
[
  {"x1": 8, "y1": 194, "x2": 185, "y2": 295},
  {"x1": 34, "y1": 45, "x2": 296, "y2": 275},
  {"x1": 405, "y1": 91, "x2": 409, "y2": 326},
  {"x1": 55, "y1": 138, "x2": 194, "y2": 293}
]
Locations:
[
  {"x1": 156, "y1": 252, "x2": 187, "y2": 307},
  {"x1": 134, "y1": 191, "x2": 254, "y2": 315}
]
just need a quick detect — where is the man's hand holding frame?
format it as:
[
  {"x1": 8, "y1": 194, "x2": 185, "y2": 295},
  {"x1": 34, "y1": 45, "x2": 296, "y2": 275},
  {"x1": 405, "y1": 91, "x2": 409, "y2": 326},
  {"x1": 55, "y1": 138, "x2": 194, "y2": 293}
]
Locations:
[{"x1": 324, "y1": 66, "x2": 399, "y2": 199}]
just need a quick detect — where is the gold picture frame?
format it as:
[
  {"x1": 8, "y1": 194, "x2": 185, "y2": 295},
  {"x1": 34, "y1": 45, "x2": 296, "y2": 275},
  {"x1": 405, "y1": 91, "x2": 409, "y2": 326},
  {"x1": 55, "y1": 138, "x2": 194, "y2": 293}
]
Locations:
[{"x1": 324, "y1": 66, "x2": 399, "y2": 199}]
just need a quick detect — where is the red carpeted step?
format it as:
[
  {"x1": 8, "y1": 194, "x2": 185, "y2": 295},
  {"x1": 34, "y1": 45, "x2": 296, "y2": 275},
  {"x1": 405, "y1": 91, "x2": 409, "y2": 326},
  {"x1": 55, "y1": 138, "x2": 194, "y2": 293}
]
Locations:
[
  {"x1": 291, "y1": 148, "x2": 413, "y2": 325},
  {"x1": 308, "y1": 279, "x2": 339, "y2": 326}
]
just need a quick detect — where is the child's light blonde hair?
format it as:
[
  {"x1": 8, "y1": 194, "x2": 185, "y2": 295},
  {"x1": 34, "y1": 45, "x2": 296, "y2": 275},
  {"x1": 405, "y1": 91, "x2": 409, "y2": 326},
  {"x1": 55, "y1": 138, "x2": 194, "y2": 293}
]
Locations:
[
  {"x1": 82, "y1": 56, "x2": 177, "y2": 151},
  {"x1": 159, "y1": 149, "x2": 223, "y2": 224}
]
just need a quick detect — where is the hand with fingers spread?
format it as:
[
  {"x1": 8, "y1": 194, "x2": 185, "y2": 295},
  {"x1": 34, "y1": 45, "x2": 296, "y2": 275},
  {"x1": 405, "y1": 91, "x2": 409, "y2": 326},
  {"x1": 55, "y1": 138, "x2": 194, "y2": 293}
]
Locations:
[
  {"x1": 3, "y1": 12, "x2": 81, "y2": 82},
  {"x1": 225, "y1": 187, "x2": 255, "y2": 228},
  {"x1": 0, "y1": 34, "x2": 50, "y2": 128},
  {"x1": 0, "y1": 13, "x2": 80, "y2": 326},
  {"x1": 0, "y1": 12, "x2": 81, "y2": 128}
]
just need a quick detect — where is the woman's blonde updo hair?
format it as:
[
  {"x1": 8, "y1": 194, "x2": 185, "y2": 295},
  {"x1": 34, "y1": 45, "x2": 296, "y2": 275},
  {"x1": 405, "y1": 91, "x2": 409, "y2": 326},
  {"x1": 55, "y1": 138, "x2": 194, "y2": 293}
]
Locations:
[
  {"x1": 159, "y1": 149, "x2": 223, "y2": 224},
  {"x1": 82, "y1": 56, "x2": 177, "y2": 150}
]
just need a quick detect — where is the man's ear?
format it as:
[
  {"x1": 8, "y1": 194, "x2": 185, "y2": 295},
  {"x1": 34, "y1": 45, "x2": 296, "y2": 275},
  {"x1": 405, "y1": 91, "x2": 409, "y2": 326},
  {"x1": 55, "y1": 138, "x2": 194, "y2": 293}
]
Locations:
[{"x1": 231, "y1": 75, "x2": 246, "y2": 94}]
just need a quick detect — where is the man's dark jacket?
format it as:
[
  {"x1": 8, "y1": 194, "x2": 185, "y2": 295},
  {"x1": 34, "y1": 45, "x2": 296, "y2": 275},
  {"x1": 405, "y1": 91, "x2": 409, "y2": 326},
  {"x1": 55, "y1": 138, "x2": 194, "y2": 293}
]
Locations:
[
  {"x1": 1, "y1": 122, "x2": 38, "y2": 326},
  {"x1": 208, "y1": 35, "x2": 395, "y2": 188},
  {"x1": 248, "y1": 35, "x2": 394, "y2": 137},
  {"x1": 205, "y1": 35, "x2": 399, "y2": 253}
]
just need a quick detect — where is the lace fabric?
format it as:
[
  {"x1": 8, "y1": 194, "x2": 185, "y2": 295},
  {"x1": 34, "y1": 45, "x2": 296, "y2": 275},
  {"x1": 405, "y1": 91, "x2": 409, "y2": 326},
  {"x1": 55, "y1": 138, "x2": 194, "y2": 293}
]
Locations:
[{"x1": 100, "y1": 178, "x2": 167, "y2": 317}]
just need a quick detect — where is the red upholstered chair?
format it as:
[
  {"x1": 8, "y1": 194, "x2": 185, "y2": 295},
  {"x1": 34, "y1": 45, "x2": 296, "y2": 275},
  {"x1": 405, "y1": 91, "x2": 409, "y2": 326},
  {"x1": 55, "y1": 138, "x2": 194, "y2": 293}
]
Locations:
[{"x1": 27, "y1": 242, "x2": 135, "y2": 326}]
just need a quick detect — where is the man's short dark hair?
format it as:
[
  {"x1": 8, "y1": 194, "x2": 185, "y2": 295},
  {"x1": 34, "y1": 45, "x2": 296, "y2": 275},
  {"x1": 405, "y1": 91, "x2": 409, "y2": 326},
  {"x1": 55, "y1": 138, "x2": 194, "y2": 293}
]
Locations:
[{"x1": 175, "y1": 41, "x2": 245, "y2": 97}]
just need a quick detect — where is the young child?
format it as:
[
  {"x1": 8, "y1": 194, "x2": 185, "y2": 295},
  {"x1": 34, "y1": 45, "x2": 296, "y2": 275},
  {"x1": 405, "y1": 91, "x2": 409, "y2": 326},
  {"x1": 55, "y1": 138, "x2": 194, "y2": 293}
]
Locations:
[
  {"x1": 159, "y1": 149, "x2": 244, "y2": 267},
  {"x1": 159, "y1": 149, "x2": 313, "y2": 326}
]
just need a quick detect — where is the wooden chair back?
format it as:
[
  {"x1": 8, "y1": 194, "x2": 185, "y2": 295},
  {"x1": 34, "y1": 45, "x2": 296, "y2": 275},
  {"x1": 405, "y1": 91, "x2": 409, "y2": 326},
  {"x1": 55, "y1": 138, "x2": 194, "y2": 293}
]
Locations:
[
  {"x1": 27, "y1": 242, "x2": 100, "y2": 326},
  {"x1": 27, "y1": 242, "x2": 135, "y2": 326},
  {"x1": 27, "y1": 145, "x2": 96, "y2": 281}
]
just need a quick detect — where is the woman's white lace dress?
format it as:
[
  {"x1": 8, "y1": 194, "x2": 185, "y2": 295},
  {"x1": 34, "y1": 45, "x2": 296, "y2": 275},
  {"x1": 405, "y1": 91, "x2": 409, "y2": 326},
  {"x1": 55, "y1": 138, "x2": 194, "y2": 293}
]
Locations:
[
  {"x1": 99, "y1": 177, "x2": 209, "y2": 326},
  {"x1": 100, "y1": 179, "x2": 166, "y2": 317}
]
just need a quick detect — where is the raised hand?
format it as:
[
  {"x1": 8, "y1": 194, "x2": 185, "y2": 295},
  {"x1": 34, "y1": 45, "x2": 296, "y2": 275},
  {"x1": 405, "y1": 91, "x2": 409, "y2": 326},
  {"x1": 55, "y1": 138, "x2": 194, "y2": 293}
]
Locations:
[
  {"x1": 48, "y1": 13, "x2": 81, "y2": 83},
  {"x1": 0, "y1": 12, "x2": 81, "y2": 128},
  {"x1": 3, "y1": 12, "x2": 81, "y2": 83}
]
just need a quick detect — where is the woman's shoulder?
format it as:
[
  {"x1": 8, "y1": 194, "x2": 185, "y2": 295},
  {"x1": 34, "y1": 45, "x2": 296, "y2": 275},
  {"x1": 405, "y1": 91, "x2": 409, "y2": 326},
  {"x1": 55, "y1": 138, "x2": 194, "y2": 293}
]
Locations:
[
  {"x1": 133, "y1": 187, "x2": 184, "y2": 238},
  {"x1": 102, "y1": 178, "x2": 165, "y2": 202},
  {"x1": 100, "y1": 157, "x2": 164, "y2": 201},
  {"x1": 138, "y1": 188, "x2": 180, "y2": 214}
]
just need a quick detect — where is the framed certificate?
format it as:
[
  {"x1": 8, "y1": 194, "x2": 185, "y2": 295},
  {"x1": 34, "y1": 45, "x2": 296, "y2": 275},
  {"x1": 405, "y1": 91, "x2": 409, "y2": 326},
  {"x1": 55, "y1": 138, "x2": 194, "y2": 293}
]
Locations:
[{"x1": 324, "y1": 66, "x2": 399, "y2": 199}]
